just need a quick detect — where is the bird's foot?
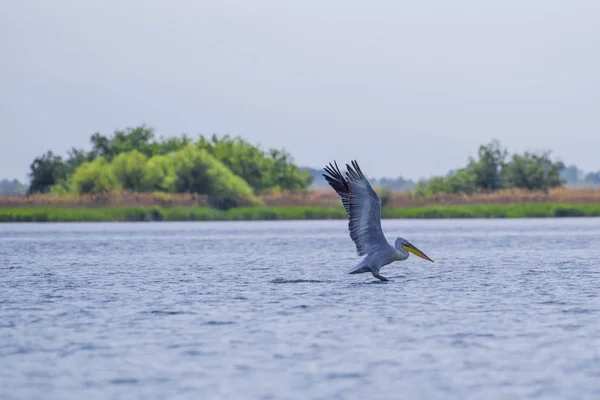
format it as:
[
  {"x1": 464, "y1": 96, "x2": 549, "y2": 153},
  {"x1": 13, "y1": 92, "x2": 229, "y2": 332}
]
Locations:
[{"x1": 373, "y1": 273, "x2": 389, "y2": 282}]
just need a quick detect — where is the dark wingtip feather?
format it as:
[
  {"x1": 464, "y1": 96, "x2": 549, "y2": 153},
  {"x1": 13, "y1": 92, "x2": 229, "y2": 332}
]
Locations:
[
  {"x1": 322, "y1": 161, "x2": 349, "y2": 189},
  {"x1": 345, "y1": 161, "x2": 359, "y2": 180},
  {"x1": 351, "y1": 160, "x2": 365, "y2": 179},
  {"x1": 322, "y1": 160, "x2": 351, "y2": 216}
]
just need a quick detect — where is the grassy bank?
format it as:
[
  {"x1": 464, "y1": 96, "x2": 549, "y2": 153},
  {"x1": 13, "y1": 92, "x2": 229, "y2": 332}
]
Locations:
[{"x1": 1, "y1": 203, "x2": 600, "y2": 222}]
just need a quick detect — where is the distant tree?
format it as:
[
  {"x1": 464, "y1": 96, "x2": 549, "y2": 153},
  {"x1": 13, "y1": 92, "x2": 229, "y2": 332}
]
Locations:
[
  {"x1": 502, "y1": 151, "x2": 564, "y2": 192},
  {"x1": 111, "y1": 150, "x2": 148, "y2": 191},
  {"x1": 157, "y1": 135, "x2": 193, "y2": 155},
  {"x1": 65, "y1": 147, "x2": 94, "y2": 171},
  {"x1": 89, "y1": 132, "x2": 112, "y2": 159},
  {"x1": 468, "y1": 139, "x2": 507, "y2": 191},
  {"x1": 71, "y1": 157, "x2": 120, "y2": 195},
  {"x1": 584, "y1": 171, "x2": 600, "y2": 184},
  {"x1": 0, "y1": 179, "x2": 27, "y2": 195},
  {"x1": 267, "y1": 148, "x2": 312, "y2": 191},
  {"x1": 560, "y1": 164, "x2": 584, "y2": 183},
  {"x1": 27, "y1": 151, "x2": 69, "y2": 194},
  {"x1": 88, "y1": 125, "x2": 193, "y2": 161},
  {"x1": 415, "y1": 140, "x2": 566, "y2": 196},
  {"x1": 371, "y1": 176, "x2": 415, "y2": 191},
  {"x1": 89, "y1": 125, "x2": 158, "y2": 160}
]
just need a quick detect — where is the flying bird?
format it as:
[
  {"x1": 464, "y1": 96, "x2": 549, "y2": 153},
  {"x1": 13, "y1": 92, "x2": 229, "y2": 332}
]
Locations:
[{"x1": 323, "y1": 160, "x2": 433, "y2": 281}]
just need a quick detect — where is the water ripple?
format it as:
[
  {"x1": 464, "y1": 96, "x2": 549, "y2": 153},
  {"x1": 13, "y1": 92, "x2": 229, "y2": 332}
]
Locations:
[{"x1": 2, "y1": 219, "x2": 600, "y2": 399}]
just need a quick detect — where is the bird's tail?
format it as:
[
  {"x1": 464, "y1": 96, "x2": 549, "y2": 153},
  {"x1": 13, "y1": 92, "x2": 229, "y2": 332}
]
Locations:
[{"x1": 348, "y1": 265, "x2": 370, "y2": 274}]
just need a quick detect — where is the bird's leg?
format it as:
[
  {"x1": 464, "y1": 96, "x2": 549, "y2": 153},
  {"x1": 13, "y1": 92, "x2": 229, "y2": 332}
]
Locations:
[{"x1": 372, "y1": 272, "x2": 389, "y2": 281}]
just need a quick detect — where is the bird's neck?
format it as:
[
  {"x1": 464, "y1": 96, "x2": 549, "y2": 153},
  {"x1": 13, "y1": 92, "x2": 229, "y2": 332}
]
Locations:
[{"x1": 395, "y1": 247, "x2": 409, "y2": 260}]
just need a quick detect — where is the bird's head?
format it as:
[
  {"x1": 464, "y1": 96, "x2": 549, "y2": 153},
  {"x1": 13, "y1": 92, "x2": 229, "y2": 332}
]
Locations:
[{"x1": 395, "y1": 237, "x2": 434, "y2": 262}]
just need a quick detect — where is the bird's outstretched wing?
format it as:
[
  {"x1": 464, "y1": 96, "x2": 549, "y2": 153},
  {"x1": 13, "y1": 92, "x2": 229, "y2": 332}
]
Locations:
[
  {"x1": 323, "y1": 161, "x2": 350, "y2": 215},
  {"x1": 323, "y1": 160, "x2": 388, "y2": 256}
]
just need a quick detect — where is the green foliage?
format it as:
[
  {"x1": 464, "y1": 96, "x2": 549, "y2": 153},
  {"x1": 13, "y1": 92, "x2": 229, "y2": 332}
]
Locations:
[
  {"x1": 71, "y1": 157, "x2": 120, "y2": 195},
  {"x1": 267, "y1": 148, "x2": 313, "y2": 191},
  {"x1": 417, "y1": 140, "x2": 565, "y2": 196},
  {"x1": 26, "y1": 125, "x2": 311, "y2": 203},
  {"x1": 90, "y1": 125, "x2": 157, "y2": 160},
  {"x1": 204, "y1": 157, "x2": 257, "y2": 209},
  {"x1": 65, "y1": 147, "x2": 95, "y2": 170},
  {"x1": 172, "y1": 145, "x2": 215, "y2": 194},
  {"x1": 414, "y1": 168, "x2": 477, "y2": 197},
  {"x1": 445, "y1": 168, "x2": 478, "y2": 194},
  {"x1": 27, "y1": 151, "x2": 70, "y2": 194},
  {"x1": 414, "y1": 177, "x2": 444, "y2": 198},
  {"x1": 27, "y1": 147, "x2": 96, "y2": 194},
  {"x1": 49, "y1": 181, "x2": 72, "y2": 195},
  {"x1": 142, "y1": 155, "x2": 177, "y2": 192},
  {"x1": 469, "y1": 139, "x2": 507, "y2": 191},
  {"x1": 111, "y1": 150, "x2": 148, "y2": 191},
  {"x1": 199, "y1": 134, "x2": 312, "y2": 193},
  {"x1": 159, "y1": 135, "x2": 193, "y2": 155},
  {"x1": 87, "y1": 125, "x2": 193, "y2": 161},
  {"x1": 502, "y1": 151, "x2": 565, "y2": 192},
  {"x1": 172, "y1": 145, "x2": 257, "y2": 209}
]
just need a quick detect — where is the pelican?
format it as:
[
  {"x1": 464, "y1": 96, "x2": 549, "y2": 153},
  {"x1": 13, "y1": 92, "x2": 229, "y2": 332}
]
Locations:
[{"x1": 323, "y1": 160, "x2": 434, "y2": 281}]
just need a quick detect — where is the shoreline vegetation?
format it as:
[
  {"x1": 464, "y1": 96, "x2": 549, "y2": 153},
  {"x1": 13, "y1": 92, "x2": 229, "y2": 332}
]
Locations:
[
  {"x1": 1, "y1": 188, "x2": 600, "y2": 222},
  {"x1": 1, "y1": 204, "x2": 600, "y2": 223},
  {"x1": 7, "y1": 125, "x2": 600, "y2": 222}
]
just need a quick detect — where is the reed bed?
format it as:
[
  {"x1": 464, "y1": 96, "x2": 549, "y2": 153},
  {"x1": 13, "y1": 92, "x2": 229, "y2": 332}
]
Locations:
[
  {"x1": 1, "y1": 188, "x2": 599, "y2": 223},
  {"x1": 259, "y1": 187, "x2": 600, "y2": 207},
  {"x1": 0, "y1": 191, "x2": 209, "y2": 208}
]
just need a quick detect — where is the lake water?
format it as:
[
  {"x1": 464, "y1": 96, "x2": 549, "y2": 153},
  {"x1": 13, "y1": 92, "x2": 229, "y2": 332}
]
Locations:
[{"x1": 1, "y1": 218, "x2": 600, "y2": 399}]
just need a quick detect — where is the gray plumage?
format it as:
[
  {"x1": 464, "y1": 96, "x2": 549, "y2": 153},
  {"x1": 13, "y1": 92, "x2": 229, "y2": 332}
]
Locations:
[{"x1": 323, "y1": 160, "x2": 433, "y2": 281}]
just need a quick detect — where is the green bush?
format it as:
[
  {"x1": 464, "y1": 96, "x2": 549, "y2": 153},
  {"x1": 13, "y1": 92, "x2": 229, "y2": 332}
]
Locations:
[
  {"x1": 71, "y1": 157, "x2": 120, "y2": 195},
  {"x1": 26, "y1": 125, "x2": 312, "y2": 197},
  {"x1": 142, "y1": 155, "x2": 177, "y2": 192},
  {"x1": 172, "y1": 145, "x2": 259, "y2": 209},
  {"x1": 111, "y1": 150, "x2": 148, "y2": 191},
  {"x1": 199, "y1": 134, "x2": 312, "y2": 192}
]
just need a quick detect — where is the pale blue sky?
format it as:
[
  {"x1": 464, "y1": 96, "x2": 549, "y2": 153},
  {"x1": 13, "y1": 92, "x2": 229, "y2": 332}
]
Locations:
[{"x1": 1, "y1": 0, "x2": 599, "y2": 182}]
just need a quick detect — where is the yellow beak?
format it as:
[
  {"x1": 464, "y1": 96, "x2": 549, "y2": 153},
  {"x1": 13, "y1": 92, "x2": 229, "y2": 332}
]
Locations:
[{"x1": 402, "y1": 243, "x2": 434, "y2": 262}]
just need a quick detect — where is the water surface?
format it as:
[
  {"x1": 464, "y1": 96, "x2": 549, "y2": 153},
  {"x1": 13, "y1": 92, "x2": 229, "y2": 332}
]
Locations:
[{"x1": 1, "y1": 219, "x2": 600, "y2": 399}]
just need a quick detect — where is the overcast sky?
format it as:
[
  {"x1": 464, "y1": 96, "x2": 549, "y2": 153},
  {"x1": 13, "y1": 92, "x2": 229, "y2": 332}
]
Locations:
[{"x1": 2, "y1": 0, "x2": 599, "y2": 182}]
